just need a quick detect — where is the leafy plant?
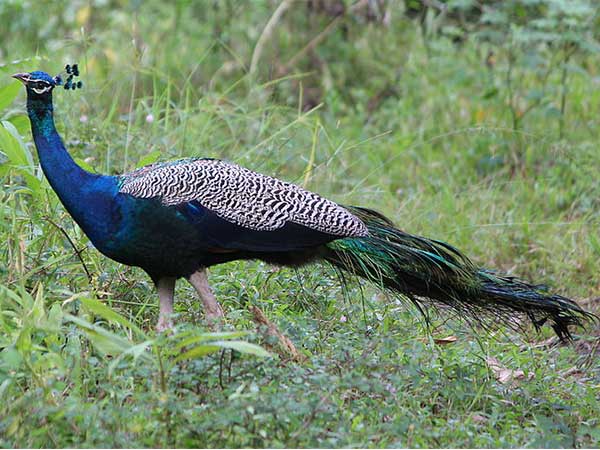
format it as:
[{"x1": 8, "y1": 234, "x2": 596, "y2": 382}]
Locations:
[
  {"x1": 0, "y1": 283, "x2": 269, "y2": 445},
  {"x1": 69, "y1": 297, "x2": 269, "y2": 389},
  {"x1": 475, "y1": 0, "x2": 600, "y2": 137}
]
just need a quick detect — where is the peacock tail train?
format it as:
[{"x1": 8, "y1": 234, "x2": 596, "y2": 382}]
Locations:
[{"x1": 323, "y1": 207, "x2": 594, "y2": 341}]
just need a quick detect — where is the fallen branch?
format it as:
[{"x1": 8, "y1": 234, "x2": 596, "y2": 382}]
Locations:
[{"x1": 250, "y1": 304, "x2": 305, "y2": 362}]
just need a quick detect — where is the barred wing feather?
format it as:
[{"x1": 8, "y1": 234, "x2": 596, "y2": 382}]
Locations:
[{"x1": 119, "y1": 158, "x2": 368, "y2": 237}]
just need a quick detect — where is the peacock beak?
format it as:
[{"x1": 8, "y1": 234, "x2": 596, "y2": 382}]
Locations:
[{"x1": 12, "y1": 73, "x2": 30, "y2": 84}]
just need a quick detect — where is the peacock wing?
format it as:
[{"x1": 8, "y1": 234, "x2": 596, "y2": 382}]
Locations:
[{"x1": 118, "y1": 158, "x2": 367, "y2": 250}]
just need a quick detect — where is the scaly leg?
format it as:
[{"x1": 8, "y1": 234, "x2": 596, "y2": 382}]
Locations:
[
  {"x1": 188, "y1": 268, "x2": 224, "y2": 327},
  {"x1": 156, "y1": 277, "x2": 176, "y2": 332}
]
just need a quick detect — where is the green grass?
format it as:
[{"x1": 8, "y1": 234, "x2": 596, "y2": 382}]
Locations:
[{"x1": 1, "y1": 1, "x2": 599, "y2": 447}]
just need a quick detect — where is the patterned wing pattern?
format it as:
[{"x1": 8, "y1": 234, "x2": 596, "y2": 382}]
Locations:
[{"x1": 119, "y1": 158, "x2": 368, "y2": 237}]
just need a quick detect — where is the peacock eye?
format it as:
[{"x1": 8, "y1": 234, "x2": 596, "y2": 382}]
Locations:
[{"x1": 29, "y1": 80, "x2": 52, "y2": 94}]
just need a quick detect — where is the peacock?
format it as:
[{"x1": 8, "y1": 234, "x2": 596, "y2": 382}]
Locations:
[{"x1": 13, "y1": 67, "x2": 595, "y2": 340}]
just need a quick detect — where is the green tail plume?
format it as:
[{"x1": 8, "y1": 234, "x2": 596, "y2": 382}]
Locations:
[{"x1": 324, "y1": 207, "x2": 595, "y2": 341}]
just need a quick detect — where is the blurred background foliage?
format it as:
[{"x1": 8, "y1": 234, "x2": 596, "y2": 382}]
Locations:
[{"x1": 2, "y1": 0, "x2": 599, "y2": 121}]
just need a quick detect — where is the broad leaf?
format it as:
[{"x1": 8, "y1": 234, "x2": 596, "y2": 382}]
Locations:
[
  {"x1": 65, "y1": 313, "x2": 137, "y2": 356},
  {"x1": 173, "y1": 331, "x2": 249, "y2": 350},
  {"x1": 80, "y1": 297, "x2": 146, "y2": 339},
  {"x1": 0, "y1": 82, "x2": 21, "y2": 112},
  {"x1": 108, "y1": 340, "x2": 155, "y2": 376}
]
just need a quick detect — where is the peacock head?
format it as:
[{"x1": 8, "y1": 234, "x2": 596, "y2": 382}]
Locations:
[{"x1": 12, "y1": 64, "x2": 82, "y2": 99}]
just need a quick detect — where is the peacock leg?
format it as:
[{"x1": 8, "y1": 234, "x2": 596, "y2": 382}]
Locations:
[
  {"x1": 156, "y1": 277, "x2": 176, "y2": 332},
  {"x1": 188, "y1": 268, "x2": 224, "y2": 327}
]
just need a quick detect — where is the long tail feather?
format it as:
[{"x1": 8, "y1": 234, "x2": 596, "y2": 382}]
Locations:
[{"x1": 324, "y1": 207, "x2": 596, "y2": 341}]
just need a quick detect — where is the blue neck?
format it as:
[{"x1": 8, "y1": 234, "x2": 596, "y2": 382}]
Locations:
[
  {"x1": 27, "y1": 93, "x2": 98, "y2": 214},
  {"x1": 28, "y1": 94, "x2": 94, "y2": 201},
  {"x1": 27, "y1": 93, "x2": 119, "y2": 246}
]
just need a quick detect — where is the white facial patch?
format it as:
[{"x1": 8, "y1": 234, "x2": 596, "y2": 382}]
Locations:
[{"x1": 30, "y1": 79, "x2": 53, "y2": 94}]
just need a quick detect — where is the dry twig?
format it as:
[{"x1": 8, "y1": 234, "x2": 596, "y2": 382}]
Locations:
[
  {"x1": 250, "y1": 304, "x2": 305, "y2": 362},
  {"x1": 250, "y1": 0, "x2": 296, "y2": 77}
]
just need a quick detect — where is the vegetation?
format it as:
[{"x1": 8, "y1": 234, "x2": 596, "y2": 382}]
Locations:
[{"x1": 1, "y1": 0, "x2": 599, "y2": 447}]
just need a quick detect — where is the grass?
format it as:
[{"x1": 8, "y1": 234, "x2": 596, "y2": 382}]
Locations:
[{"x1": 0, "y1": 1, "x2": 599, "y2": 447}]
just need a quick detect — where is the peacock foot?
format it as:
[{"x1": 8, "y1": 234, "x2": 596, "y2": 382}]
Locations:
[
  {"x1": 156, "y1": 276, "x2": 176, "y2": 333},
  {"x1": 204, "y1": 308, "x2": 224, "y2": 330},
  {"x1": 156, "y1": 315, "x2": 174, "y2": 333}
]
